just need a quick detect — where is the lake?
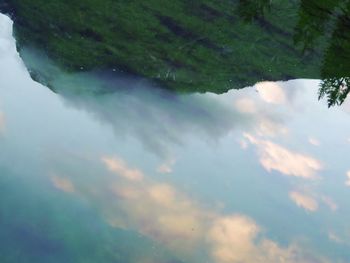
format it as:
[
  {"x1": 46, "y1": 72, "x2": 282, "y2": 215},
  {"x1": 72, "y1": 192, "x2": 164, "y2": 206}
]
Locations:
[{"x1": 1, "y1": 13, "x2": 350, "y2": 263}]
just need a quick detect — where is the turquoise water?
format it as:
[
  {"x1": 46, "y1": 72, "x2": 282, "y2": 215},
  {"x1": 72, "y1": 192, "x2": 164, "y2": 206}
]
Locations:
[{"x1": 1, "y1": 13, "x2": 350, "y2": 263}]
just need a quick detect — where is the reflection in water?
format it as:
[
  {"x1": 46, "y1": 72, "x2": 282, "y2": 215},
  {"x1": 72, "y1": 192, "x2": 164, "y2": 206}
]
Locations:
[
  {"x1": 19, "y1": 46, "x2": 251, "y2": 160},
  {"x1": 237, "y1": 0, "x2": 272, "y2": 21},
  {"x1": 294, "y1": 0, "x2": 350, "y2": 107},
  {"x1": 243, "y1": 134, "x2": 323, "y2": 179},
  {"x1": 1, "y1": 0, "x2": 349, "y2": 105},
  {"x1": 319, "y1": 77, "x2": 350, "y2": 107},
  {"x1": 238, "y1": 0, "x2": 350, "y2": 107},
  {"x1": 1, "y1": 13, "x2": 350, "y2": 263}
]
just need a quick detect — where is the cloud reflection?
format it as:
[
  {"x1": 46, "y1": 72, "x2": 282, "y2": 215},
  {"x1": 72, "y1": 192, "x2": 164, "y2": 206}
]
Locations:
[
  {"x1": 97, "y1": 155, "x2": 329, "y2": 262},
  {"x1": 101, "y1": 158, "x2": 207, "y2": 248},
  {"x1": 102, "y1": 156, "x2": 144, "y2": 182},
  {"x1": 308, "y1": 137, "x2": 321, "y2": 146},
  {"x1": 255, "y1": 81, "x2": 287, "y2": 104},
  {"x1": 328, "y1": 231, "x2": 343, "y2": 244},
  {"x1": 255, "y1": 117, "x2": 289, "y2": 137},
  {"x1": 234, "y1": 98, "x2": 257, "y2": 114},
  {"x1": 244, "y1": 134, "x2": 323, "y2": 179},
  {"x1": 321, "y1": 196, "x2": 338, "y2": 212},
  {"x1": 207, "y1": 215, "x2": 324, "y2": 263},
  {"x1": 346, "y1": 171, "x2": 350, "y2": 186},
  {"x1": 289, "y1": 191, "x2": 318, "y2": 212},
  {"x1": 0, "y1": 13, "x2": 344, "y2": 262},
  {"x1": 19, "y1": 47, "x2": 248, "y2": 159},
  {"x1": 51, "y1": 175, "x2": 75, "y2": 193},
  {"x1": 0, "y1": 15, "x2": 14, "y2": 56},
  {"x1": 157, "y1": 158, "x2": 176, "y2": 174}
]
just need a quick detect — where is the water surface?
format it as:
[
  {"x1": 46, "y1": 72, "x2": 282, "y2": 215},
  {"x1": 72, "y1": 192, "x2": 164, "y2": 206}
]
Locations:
[{"x1": 1, "y1": 14, "x2": 350, "y2": 263}]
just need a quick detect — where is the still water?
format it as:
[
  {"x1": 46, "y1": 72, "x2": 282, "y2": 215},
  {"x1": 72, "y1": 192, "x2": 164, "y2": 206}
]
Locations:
[{"x1": 1, "y1": 13, "x2": 350, "y2": 263}]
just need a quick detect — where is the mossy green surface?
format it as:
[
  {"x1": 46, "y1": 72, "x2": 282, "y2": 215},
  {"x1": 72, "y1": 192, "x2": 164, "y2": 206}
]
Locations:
[{"x1": 0, "y1": 0, "x2": 348, "y2": 94}]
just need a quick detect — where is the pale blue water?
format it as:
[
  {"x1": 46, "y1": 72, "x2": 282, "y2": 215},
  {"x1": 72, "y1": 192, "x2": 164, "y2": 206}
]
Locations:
[{"x1": 1, "y1": 14, "x2": 350, "y2": 263}]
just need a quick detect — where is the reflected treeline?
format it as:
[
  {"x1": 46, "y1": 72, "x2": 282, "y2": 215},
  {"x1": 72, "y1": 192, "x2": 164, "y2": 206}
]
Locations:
[
  {"x1": 295, "y1": 0, "x2": 350, "y2": 106},
  {"x1": 239, "y1": 0, "x2": 350, "y2": 106},
  {"x1": 318, "y1": 77, "x2": 350, "y2": 107},
  {"x1": 0, "y1": 0, "x2": 348, "y2": 105},
  {"x1": 237, "y1": 0, "x2": 271, "y2": 21}
]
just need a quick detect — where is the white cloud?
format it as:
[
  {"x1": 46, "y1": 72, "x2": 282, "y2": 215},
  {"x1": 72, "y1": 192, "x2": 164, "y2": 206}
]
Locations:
[
  {"x1": 208, "y1": 215, "x2": 325, "y2": 263},
  {"x1": 328, "y1": 231, "x2": 343, "y2": 244},
  {"x1": 238, "y1": 139, "x2": 249, "y2": 150},
  {"x1": 234, "y1": 98, "x2": 257, "y2": 114},
  {"x1": 77, "y1": 155, "x2": 331, "y2": 262},
  {"x1": 255, "y1": 81, "x2": 287, "y2": 104},
  {"x1": 0, "y1": 15, "x2": 14, "y2": 56},
  {"x1": 110, "y1": 185, "x2": 141, "y2": 200},
  {"x1": 321, "y1": 196, "x2": 338, "y2": 212},
  {"x1": 108, "y1": 181, "x2": 206, "y2": 248},
  {"x1": 341, "y1": 97, "x2": 350, "y2": 114},
  {"x1": 256, "y1": 117, "x2": 288, "y2": 137},
  {"x1": 289, "y1": 191, "x2": 337, "y2": 213},
  {"x1": 101, "y1": 158, "x2": 207, "y2": 248},
  {"x1": 157, "y1": 159, "x2": 176, "y2": 174},
  {"x1": 148, "y1": 184, "x2": 177, "y2": 206},
  {"x1": 51, "y1": 176, "x2": 75, "y2": 193},
  {"x1": 208, "y1": 215, "x2": 259, "y2": 262},
  {"x1": 289, "y1": 191, "x2": 318, "y2": 212},
  {"x1": 244, "y1": 134, "x2": 323, "y2": 179},
  {"x1": 101, "y1": 156, "x2": 144, "y2": 182},
  {"x1": 308, "y1": 137, "x2": 321, "y2": 147},
  {"x1": 345, "y1": 171, "x2": 350, "y2": 186}
]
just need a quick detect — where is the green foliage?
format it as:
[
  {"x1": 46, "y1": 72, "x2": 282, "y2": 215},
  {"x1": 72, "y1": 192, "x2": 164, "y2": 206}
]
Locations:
[
  {"x1": 0, "y1": 0, "x2": 349, "y2": 100},
  {"x1": 0, "y1": 0, "x2": 320, "y2": 93},
  {"x1": 296, "y1": 0, "x2": 350, "y2": 106},
  {"x1": 319, "y1": 77, "x2": 350, "y2": 107}
]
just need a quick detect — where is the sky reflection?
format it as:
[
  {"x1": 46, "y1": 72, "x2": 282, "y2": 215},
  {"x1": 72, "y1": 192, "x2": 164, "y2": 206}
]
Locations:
[{"x1": 1, "y1": 13, "x2": 350, "y2": 263}]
